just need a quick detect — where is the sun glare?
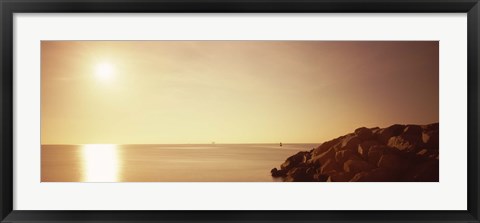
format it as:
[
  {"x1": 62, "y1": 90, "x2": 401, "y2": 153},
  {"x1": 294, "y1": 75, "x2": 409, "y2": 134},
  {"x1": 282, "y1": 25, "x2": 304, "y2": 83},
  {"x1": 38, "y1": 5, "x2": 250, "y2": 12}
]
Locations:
[
  {"x1": 82, "y1": 144, "x2": 120, "y2": 182},
  {"x1": 95, "y1": 63, "x2": 115, "y2": 81}
]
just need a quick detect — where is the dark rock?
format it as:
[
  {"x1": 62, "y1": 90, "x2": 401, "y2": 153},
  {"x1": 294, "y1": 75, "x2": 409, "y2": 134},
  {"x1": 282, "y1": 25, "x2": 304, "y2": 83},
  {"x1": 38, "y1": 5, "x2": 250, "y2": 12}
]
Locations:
[
  {"x1": 305, "y1": 166, "x2": 319, "y2": 176},
  {"x1": 313, "y1": 137, "x2": 342, "y2": 156},
  {"x1": 327, "y1": 171, "x2": 355, "y2": 182},
  {"x1": 404, "y1": 159, "x2": 439, "y2": 181},
  {"x1": 314, "y1": 174, "x2": 329, "y2": 182},
  {"x1": 366, "y1": 145, "x2": 388, "y2": 166},
  {"x1": 377, "y1": 154, "x2": 407, "y2": 172},
  {"x1": 422, "y1": 133, "x2": 431, "y2": 144},
  {"x1": 416, "y1": 149, "x2": 428, "y2": 156},
  {"x1": 388, "y1": 125, "x2": 424, "y2": 152},
  {"x1": 350, "y1": 168, "x2": 398, "y2": 182},
  {"x1": 424, "y1": 129, "x2": 439, "y2": 151},
  {"x1": 357, "y1": 140, "x2": 379, "y2": 158},
  {"x1": 271, "y1": 168, "x2": 286, "y2": 177},
  {"x1": 336, "y1": 135, "x2": 361, "y2": 152},
  {"x1": 424, "y1": 123, "x2": 439, "y2": 131},
  {"x1": 310, "y1": 147, "x2": 335, "y2": 165},
  {"x1": 354, "y1": 127, "x2": 373, "y2": 140},
  {"x1": 377, "y1": 124, "x2": 405, "y2": 144},
  {"x1": 343, "y1": 159, "x2": 373, "y2": 174},
  {"x1": 404, "y1": 125, "x2": 423, "y2": 136},
  {"x1": 281, "y1": 151, "x2": 310, "y2": 170},
  {"x1": 320, "y1": 159, "x2": 340, "y2": 174},
  {"x1": 350, "y1": 172, "x2": 370, "y2": 182},
  {"x1": 272, "y1": 123, "x2": 438, "y2": 182},
  {"x1": 335, "y1": 149, "x2": 361, "y2": 166},
  {"x1": 286, "y1": 167, "x2": 314, "y2": 182},
  {"x1": 387, "y1": 136, "x2": 416, "y2": 151}
]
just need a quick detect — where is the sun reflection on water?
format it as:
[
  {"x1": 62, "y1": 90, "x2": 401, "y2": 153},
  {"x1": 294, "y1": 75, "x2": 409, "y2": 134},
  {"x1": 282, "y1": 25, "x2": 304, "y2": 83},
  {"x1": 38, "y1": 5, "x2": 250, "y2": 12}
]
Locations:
[{"x1": 82, "y1": 144, "x2": 120, "y2": 182}]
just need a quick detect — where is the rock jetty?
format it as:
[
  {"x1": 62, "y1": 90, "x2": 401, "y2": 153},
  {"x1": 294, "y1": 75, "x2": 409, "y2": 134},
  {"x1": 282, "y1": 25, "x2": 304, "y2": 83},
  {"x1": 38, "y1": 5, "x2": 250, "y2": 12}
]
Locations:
[{"x1": 271, "y1": 123, "x2": 439, "y2": 182}]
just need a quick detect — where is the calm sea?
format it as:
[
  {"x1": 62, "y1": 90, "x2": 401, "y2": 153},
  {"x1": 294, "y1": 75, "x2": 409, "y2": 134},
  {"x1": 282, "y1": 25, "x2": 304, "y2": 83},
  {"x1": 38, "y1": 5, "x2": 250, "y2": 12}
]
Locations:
[{"x1": 41, "y1": 144, "x2": 318, "y2": 182}]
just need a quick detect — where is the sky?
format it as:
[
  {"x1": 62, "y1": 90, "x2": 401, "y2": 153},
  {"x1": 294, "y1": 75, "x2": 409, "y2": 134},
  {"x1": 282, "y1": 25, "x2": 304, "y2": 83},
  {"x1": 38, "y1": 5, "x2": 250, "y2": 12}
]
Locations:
[{"x1": 41, "y1": 41, "x2": 439, "y2": 144}]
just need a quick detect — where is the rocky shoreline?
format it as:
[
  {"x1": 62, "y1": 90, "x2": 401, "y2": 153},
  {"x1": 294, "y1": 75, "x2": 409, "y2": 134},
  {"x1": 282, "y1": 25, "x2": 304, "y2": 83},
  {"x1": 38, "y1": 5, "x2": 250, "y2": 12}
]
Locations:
[{"x1": 271, "y1": 123, "x2": 439, "y2": 182}]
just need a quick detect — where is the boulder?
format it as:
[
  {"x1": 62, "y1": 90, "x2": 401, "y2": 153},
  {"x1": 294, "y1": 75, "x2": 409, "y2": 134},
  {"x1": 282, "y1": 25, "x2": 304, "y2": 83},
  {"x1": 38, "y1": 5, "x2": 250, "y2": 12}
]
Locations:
[
  {"x1": 424, "y1": 123, "x2": 439, "y2": 131},
  {"x1": 422, "y1": 133, "x2": 431, "y2": 144},
  {"x1": 343, "y1": 159, "x2": 373, "y2": 174},
  {"x1": 310, "y1": 147, "x2": 335, "y2": 165},
  {"x1": 377, "y1": 154, "x2": 407, "y2": 172},
  {"x1": 367, "y1": 145, "x2": 387, "y2": 166},
  {"x1": 357, "y1": 140, "x2": 379, "y2": 158},
  {"x1": 335, "y1": 149, "x2": 361, "y2": 164},
  {"x1": 350, "y1": 172, "x2": 370, "y2": 182},
  {"x1": 354, "y1": 127, "x2": 373, "y2": 140},
  {"x1": 314, "y1": 173, "x2": 329, "y2": 182},
  {"x1": 377, "y1": 124, "x2": 405, "y2": 144},
  {"x1": 336, "y1": 135, "x2": 361, "y2": 152},
  {"x1": 424, "y1": 129, "x2": 439, "y2": 151},
  {"x1": 404, "y1": 159, "x2": 439, "y2": 182},
  {"x1": 403, "y1": 125, "x2": 423, "y2": 138},
  {"x1": 320, "y1": 159, "x2": 340, "y2": 174},
  {"x1": 387, "y1": 136, "x2": 417, "y2": 152},
  {"x1": 327, "y1": 171, "x2": 355, "y2": 182},
  {"x1": 350, "y1": 168, "x2": 398, "y2": 182},
  {"x1": 281, "y1": 151, "x2": 310, "y2": 170},
  {"x1": 387, "y1": 125, "x2": 424, "y2": 152},
  {"x1": 416, "y1": 148, "x2": 428, "y2": 156},
  {"x1": 286, "y1": 167, "x2": 314, "y2": 182},
  {"x1": 271, "y1": 168, "x2": 286, "y2": 177},
  {"x1": 313, "y1": 137, "x2": 342, "y2": 155}
]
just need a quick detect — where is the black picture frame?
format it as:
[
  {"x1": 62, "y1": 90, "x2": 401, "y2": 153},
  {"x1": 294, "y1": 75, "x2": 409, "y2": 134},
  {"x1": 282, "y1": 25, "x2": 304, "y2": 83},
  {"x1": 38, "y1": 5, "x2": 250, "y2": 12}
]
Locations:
[{"x1": 1, "y1": 0, "x2": 479, "y2": 222}]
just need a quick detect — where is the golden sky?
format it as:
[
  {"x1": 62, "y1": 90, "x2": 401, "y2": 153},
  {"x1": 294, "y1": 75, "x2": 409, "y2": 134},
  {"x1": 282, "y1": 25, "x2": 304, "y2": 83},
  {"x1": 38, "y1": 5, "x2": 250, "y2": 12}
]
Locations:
[{"x1": 41, "y1": 41, "x2": 439, "y2": 144}]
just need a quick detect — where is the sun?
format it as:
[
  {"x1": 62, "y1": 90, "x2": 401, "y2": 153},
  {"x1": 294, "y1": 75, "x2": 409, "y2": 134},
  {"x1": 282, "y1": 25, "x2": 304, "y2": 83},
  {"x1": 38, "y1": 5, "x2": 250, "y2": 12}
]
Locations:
[{"x1": 95, "y1": 62, "x2": 115, "y2": 81}]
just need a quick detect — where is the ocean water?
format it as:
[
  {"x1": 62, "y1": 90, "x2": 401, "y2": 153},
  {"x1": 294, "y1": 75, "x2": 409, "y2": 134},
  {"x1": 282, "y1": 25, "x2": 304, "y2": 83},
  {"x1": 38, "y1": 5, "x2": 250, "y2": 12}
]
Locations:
[{"x1": 41, "y1": 144, "x2": 318, "y2": 182}]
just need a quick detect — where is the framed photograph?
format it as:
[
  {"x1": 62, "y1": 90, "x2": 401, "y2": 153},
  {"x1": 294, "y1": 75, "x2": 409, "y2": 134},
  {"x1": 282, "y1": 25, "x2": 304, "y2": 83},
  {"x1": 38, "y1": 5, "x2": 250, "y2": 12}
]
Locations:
[{"x1": 1, "y1": 0, "x2": 479, "y2": 222}]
